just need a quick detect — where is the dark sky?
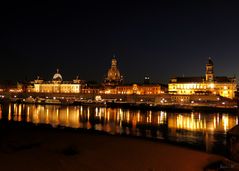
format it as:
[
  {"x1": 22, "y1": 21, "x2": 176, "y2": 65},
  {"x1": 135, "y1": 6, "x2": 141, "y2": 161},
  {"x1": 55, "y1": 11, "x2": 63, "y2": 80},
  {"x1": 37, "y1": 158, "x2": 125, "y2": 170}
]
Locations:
[{"x1": 1, "y1": 0, "x2": 239, "y2": 84}]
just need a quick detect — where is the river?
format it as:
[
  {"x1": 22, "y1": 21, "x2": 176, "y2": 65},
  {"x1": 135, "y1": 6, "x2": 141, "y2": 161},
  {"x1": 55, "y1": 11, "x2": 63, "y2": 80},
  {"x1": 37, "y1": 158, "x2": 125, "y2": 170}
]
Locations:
[{"x1": 0, "y1": 103, "x2": 238, "y2": 155}]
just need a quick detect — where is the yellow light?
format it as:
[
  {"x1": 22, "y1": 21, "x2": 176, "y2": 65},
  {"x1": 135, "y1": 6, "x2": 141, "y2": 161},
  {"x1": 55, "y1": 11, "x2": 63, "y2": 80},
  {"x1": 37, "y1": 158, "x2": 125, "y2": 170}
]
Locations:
[
  {"x1": 222, "y1": 115, "x2": 229, "y2": 131},
  {"x1": 209, "y1": 83, "x2": 215, "y2": 89}
]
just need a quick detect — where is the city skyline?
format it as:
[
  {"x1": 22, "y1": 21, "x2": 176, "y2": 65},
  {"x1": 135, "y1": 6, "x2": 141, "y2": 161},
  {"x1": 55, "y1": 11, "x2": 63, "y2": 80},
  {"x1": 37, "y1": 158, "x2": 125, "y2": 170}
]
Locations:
[
  {"x1": 1, "y1": 1, "x2": 239, "y2": 170},
  {"x1": 1, "y1": 1, "x2": 239, "y2": 83}
]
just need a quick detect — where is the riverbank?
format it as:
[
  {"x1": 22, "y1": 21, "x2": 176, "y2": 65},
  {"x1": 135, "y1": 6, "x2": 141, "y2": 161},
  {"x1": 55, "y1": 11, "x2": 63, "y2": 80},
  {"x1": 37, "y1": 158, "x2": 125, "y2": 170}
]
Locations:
[
  {"x1": 1, "y1": 99, "x2": 238, "y2": 113},
  {"x1": 105, "y1": 102, "x2": 238, "y2": 113},
  {"x1": 0, "y1": 92, "x2": 238, "y2": 113},
  {"x1": 0, "y1": 120, "x2": 231, "y2": 171}
]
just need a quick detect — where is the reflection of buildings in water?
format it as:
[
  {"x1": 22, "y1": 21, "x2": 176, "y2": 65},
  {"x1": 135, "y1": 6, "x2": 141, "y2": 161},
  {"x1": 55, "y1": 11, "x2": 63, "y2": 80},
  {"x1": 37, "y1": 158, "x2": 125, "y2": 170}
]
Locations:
[
  {"x1": 159, "y1": 111, "x2": 167, "y2": 124},
  {"x1": 174, "y1": 113, "x2": 205, "y2": 131},
  {"x1": 126, "y1": 111, "x2": 130, "y2": 123},
  {"x1": 137, "y1": 111, "x2": 140, "y2": 123},
  {"x1": 146, "y1": 111, "x2": 152, "y2": 123},
  {"x1": 3, "y1": 104, "x2": 239, "y2": 155},
  {"x1": 12, "y1": 104, "x2": 22, "y2": 122},
  {"x1": 167, "y1": 112, "x2": 238, "y2": 133},
  {"x1": 27, "y1": 106, "x2": 30, "y2": 122},
  {"x1": 8, "y1": 105, "x2": 11, "y2": 120},
  {"x1": 98, "y1": 107, "x2": 166, "y2": 128},
  {"x1": 3, "y1": 104, "x2": 239, "y2": 139},
  {"x1": 87, "y1": 107, "x2": 90, "y2": 120},
  {"x1": 56, "y1": 106, "x2": 80, "y2": 128},
  {"x1": 9, "y1": 105, "x2": 81, "y2": 128},
  {"x1": 105, "y1": 108, "x2": 120, "y2": 133},
  {"x1": 104, "y1": 122, "x2": 111, "y2": 133},
  {"x1": 132, "y1": 113, "x2": 137, "y2": 129}
]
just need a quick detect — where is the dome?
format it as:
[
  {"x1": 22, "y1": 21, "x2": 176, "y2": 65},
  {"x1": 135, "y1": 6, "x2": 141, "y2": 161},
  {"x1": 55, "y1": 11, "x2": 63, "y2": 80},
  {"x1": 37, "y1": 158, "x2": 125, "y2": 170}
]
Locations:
[
  {"x1": 107, "y1": 68, "x2": 121, "y2": 80},
  {"x1": 52, "y1": 69, "x2": 63, "y2": 82},
  {"x1": 104, "y1": 56, "x2": 123, "y2": 86}
]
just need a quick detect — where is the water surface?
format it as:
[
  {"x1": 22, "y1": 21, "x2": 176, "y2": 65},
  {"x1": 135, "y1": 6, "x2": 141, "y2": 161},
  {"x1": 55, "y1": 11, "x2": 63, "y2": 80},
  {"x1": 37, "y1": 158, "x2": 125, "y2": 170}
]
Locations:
[{"x1": 0, "y1": 103, "x2": 238, "y2": 155}]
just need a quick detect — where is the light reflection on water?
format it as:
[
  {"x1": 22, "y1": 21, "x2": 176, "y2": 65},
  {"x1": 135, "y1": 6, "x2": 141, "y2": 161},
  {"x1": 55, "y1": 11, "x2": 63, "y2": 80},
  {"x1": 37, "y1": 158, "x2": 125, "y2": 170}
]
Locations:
[{"x1": 1, "y1": 103, "x2": 239, "y2": 154}]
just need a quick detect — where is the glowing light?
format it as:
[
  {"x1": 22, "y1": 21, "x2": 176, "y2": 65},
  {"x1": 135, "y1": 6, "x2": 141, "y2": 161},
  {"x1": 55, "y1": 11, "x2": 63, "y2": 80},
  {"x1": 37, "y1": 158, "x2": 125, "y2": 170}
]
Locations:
[
  {"x1": 126, "y1": 112, "x2": 130, "y2": 122},
  {"x1": 27, "y1": 106, "x2": 30, "y2": 122},
  {"x1": 222, "y1": 115, "x2": 229, "y2": 131},
  {"x1": 209, "y1": 83, "x2": 215, "y2": 89},
  {"x1": 8, "y1": 105, "x2": 11, "y2": 120}
]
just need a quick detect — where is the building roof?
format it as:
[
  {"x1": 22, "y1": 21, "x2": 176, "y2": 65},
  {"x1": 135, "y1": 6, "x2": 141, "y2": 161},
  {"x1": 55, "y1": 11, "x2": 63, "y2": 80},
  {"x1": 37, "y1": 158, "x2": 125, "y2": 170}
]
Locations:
[
  {"x1": 170, "y1": 76, "x2": 235, "y2": 83},
  {"x1": 170, "y1": 77, "x2": 204, "y2": 83}
]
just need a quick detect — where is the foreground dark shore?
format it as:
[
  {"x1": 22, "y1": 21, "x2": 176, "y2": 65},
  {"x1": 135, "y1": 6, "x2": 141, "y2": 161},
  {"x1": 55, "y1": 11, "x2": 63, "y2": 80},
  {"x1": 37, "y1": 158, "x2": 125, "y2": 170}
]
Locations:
[{"x1": 0, "y1": 121, "x2": 227, "y2": 171}]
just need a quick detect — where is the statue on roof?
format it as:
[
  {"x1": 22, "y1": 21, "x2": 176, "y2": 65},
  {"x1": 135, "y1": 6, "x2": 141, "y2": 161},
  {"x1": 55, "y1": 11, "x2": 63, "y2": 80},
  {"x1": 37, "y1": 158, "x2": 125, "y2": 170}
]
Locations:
[{"x1": 52, "y1": 69, "x2": 63, "y2": 83}]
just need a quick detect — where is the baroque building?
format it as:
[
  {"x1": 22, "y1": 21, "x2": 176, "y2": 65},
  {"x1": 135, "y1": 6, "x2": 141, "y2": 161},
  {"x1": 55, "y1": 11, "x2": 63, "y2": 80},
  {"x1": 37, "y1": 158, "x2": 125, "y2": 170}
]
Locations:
[
  {"x1": 102, "y1": 75, "x2": 166, "y2": 95},
  {"x1": 168, "y1": 58, "x2": 237, "y2": 99},
  {"x1": 111, "y1": 83, "x2": 165, "y2": 95},
  {"x1": 27, "y1": 69, "x2": 85, "y2": 93},
  {"x1": 101, "y1": 83, "x2": 165, "y2": 95},
  {"x1": 103, "y1": 56, "x2": 123, "y2": 87}
]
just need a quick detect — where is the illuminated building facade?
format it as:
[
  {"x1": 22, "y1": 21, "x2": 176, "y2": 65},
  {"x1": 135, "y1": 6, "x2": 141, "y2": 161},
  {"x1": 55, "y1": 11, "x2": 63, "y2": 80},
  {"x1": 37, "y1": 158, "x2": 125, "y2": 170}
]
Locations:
[
  {"x1": 102, "y1": 84, "x2": 165, "y2": 95},
  {"x1": 104, "y1": 56, "x2": 123, "y2": 87},
  {"x1": 28, "y1": 69, "x2": 85, "y2": 93},
  {"x1": 168, "y1": 58, "x2": 237, "y2": 99}
]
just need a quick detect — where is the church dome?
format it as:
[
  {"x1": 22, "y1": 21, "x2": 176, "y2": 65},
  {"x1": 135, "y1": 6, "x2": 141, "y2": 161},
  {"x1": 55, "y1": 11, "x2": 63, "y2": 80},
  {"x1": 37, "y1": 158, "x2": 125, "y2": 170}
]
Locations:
[
  {"x1": 107, "y1": 67, "x2": 121, "y2": 80},
  {"x1": 104, "y1": 56, "x2": 123, "y2": 87},
  {"x1": 52, "y1": 69, "x2": 63, "y2": 82}
]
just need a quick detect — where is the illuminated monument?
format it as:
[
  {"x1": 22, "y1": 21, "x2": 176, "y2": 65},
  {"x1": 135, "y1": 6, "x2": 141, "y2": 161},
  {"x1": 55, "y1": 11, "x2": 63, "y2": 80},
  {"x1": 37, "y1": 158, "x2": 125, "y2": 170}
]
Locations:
[
  {"x1": 205, "y1": 57, "x2": 214, "y2": 82},
  {"x1": 52, "y1": 69, "x2": 63, "y2": 84},
  {"x1": 28, "y1": 69, "x2": 85, "y2": 93},
  {"x1": 168, "y1": 58, "x2": 237, "y2": 99},
  {"x1": 104, "y1": 56, "x2": 123, "y2": 87}
]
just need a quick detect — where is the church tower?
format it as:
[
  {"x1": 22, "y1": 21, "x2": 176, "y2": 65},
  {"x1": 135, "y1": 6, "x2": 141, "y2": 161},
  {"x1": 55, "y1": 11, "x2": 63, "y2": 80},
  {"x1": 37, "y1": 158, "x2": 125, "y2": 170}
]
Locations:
[
  {"x1": 205, "y1": 57, "x2": 214, "y2": 82},
  {"x1": 104, "y1": 55, "x2": 123, "y2": 87}
]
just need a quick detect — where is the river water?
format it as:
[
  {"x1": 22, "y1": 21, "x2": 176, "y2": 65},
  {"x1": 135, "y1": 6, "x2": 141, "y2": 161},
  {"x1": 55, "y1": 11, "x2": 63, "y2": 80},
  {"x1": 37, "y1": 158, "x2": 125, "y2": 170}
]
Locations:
[{"x1": 0, "y1": 103, "x2": 238, "y2": 155}]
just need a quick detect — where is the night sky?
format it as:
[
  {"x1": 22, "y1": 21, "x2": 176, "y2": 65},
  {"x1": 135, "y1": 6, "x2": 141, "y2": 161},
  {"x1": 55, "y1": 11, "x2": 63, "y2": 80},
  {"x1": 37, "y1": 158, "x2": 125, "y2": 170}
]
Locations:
[{"x1": 1, "y1": 0, "x2": 239, "y2": 84}]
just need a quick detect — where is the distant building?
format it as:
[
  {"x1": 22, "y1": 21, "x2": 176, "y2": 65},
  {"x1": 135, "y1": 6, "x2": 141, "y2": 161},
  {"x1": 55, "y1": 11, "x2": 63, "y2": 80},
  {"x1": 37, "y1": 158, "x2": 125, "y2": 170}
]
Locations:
[
  {"x1": 116, "y1": 84, "x2": 164, "y2": 95},
  {"x1": 168, "y1": 58, "x2": 237, "y2": 99},
  {"x1": 103, "y1": 56, "x2": 123, "y2": 87},
  {"x1": 28, "y1": 69, "x2": 86, "y2": 93},
  {"x1": 101, "y1": 83, "x2": 166, "y2": 95}
]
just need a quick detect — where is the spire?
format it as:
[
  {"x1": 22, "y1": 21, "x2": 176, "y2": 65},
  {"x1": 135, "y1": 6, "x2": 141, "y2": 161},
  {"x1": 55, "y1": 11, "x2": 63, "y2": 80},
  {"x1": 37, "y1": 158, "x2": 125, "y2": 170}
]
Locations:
[
  {"x1": 111, "y1": 54, "x2": 117, "y2": 67},
  {"x1": 112, "y1": 52, "x2": 117, "y2": 59},
  {"x1": 208, "y1": 56, "x2": 213, "y2": 65},
  {"x1": 206, "y1": 56, "x2": 214, "y2": 82}
]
